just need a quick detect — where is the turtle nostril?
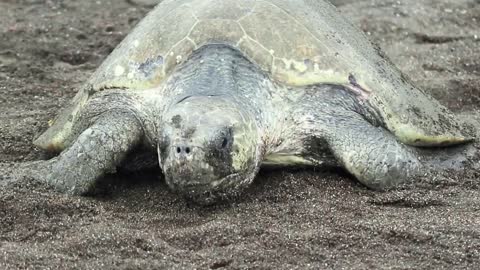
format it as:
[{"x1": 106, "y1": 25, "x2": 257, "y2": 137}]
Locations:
[{"x1": 175, "y1": 146, "x2": 192, "y2": 155}]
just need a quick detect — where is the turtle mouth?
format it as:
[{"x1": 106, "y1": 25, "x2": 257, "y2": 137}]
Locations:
[
  {"x1": 176, "y1": 172, "x2": 241, "y2": 192},
  {"x1": 172, "y1": 172, "x2": 243, "y2": 205},
  {"x1": 169, "y1": 173, "x2": 241, "y2": 205}
]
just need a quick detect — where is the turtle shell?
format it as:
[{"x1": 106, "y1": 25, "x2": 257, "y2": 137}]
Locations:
[{"x1": 35, "y1": 0, "x2": 471, "y2": 151}]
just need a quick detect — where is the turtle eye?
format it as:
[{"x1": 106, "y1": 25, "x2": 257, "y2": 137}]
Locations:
[
  {"x1": 216, "y1": 127, "x2": 233, "y2": 150},
  {"x1": 221, "y1": 137, "x2": 228, "y2": 148}
]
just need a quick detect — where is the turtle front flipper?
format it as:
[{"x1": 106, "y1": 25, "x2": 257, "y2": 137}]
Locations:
[
  {"x1": 290, "y1": 84, "x2": 423, "y2": 189},
  {"x1": 321, "y1": 113, "x2": 422, "y2": 189},
  {"x1": 39, "y1": 111, "x2": 143, "y2": 194}
]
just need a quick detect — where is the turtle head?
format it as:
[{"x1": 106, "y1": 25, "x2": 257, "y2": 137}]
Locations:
[{"x1": 159, "y1": 95, "x2": 261, "y2": 204}]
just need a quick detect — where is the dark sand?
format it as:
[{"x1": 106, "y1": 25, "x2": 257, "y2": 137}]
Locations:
[{"x1": 1, "y1": 0, "x2": 479, "y2": 269}]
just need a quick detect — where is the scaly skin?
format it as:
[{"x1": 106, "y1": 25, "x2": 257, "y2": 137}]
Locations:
[
  {"x1": 46, "y1": 111, "x2": 143, "y2": 194},
  {"x1": 26, "y1": 45, "x2": 470, "y2": 204},
  {"x1": 286, "y1": 86, "x2": 422, "y2": 189}
]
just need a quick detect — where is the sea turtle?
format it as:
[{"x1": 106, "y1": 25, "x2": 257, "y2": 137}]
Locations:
[{"x1": 33, "y1": 0, "x2": 472, "y2": 203}]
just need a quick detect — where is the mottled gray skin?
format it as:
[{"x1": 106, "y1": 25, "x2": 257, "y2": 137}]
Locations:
[{"x1": 27, "y1": 44, "x2": 446, "y2": 203}]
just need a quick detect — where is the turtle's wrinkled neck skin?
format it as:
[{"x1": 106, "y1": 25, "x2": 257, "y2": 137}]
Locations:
[{"x1": 156, "y1": 45, "x2": 277, "y2": 203}]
